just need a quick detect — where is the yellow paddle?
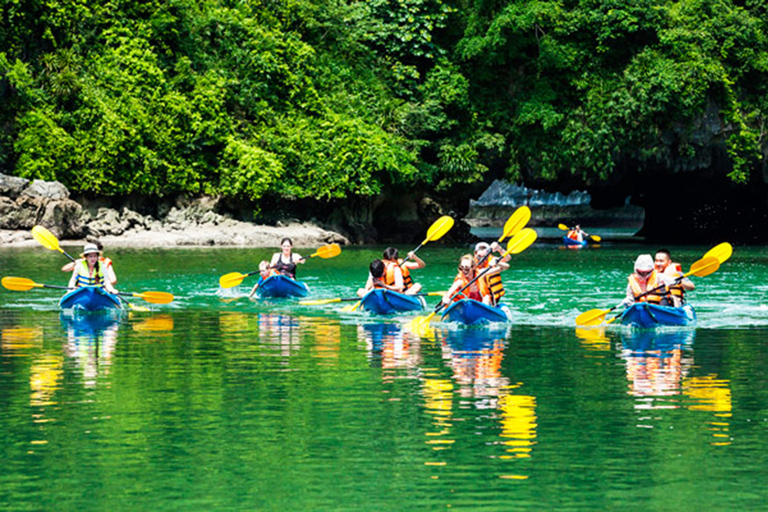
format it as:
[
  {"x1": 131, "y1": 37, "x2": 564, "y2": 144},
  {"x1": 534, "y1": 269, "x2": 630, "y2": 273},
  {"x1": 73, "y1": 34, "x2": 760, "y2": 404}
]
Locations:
[
  {"x1": 30, "y1": 225, "x2": 150, "y2": 310},
  {"x1": 301, "y1": 291, "x2": 447, "y2": 306},
  {"x1": 31, "y1": 225, "x2": 77, "y2": 261},
  {"x1": 575, "y1": 256, "x2": 721, "y2": 327},
  {"x1": 219, "y1": 243, "x2": 342, "y2": 288},
  {"x1": 1, "y1": 277, "x2": 174, "y2": 304},
  {"x1": 557, "y1": 223, "x2": 601, "y2": 243},
  {"x1": 409, "y1": 227, "x2": 538, "y2": 330},
  {"x1": 343, "y1": 216, "x2": 455, "y2": 312},
  {"x1": 703, "y1": 242, "x2": 733, "y2": 264}
]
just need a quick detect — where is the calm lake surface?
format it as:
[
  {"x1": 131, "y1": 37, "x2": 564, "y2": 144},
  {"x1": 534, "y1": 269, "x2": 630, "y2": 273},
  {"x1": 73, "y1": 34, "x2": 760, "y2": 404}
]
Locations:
[{"x1": 2, "y1": 241, "x2": 768, "y2": 510}]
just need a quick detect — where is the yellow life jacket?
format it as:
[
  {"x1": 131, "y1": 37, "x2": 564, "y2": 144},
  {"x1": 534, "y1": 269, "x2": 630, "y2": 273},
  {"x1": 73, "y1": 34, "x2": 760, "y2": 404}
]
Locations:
[
  {"x1": 628, "y1": 271, "x2": 664, "y2": 304},
  {"x1": 73, "y1": 259, "x2": 108, "y2": 288}
]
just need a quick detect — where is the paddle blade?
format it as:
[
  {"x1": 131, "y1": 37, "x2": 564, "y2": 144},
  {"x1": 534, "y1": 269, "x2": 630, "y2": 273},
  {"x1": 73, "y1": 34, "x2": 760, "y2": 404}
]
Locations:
[
  {"x1": 134, "y1": 291, "x2": 174, "y2": 304},
  {"x1": 311, "y1": 243, "x2": 342, "y2": 259},
  {"x1": 219, "y1": 272, "x2": 247, "y2": 288},
  {"x1": 575, "y1": 308, "x2": 611, "y2": 327},
  {"x1": 590, "y1": 235, "x2": 602, "y2": 242},
  {"x1": 688, "y1": 257, "x2": 720, "y2": 278},
  {"x1": 500, "y1": 206, "x2": 532, "y2": 241},
  {"x1": 558, "y1": 223, "x2": 569, "y2": 231},
  {"x1": 424, "y1": 216, "x2": 454, "y2": 243},
  {"x1": 703, "y1": 242, "x2": 733, "y2": 264},
  {"x1": 1, "y1": 277, "x2": 40, "y2": 292},
  {"x1": 409, "y1": 311, "x2": 437, "y2": 331},
  {"x1": 31, "y1": 225, "x2": 62, "y2": 252},
  {"x1": 505, "y1": 228, "x2": 538, "y2": 255}
]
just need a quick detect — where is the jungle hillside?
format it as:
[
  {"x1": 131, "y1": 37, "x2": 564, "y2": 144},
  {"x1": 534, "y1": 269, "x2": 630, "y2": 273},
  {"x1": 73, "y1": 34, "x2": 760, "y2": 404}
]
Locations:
[{"x1": 2, "y1": 0, "x2": 767, "y2": 241}]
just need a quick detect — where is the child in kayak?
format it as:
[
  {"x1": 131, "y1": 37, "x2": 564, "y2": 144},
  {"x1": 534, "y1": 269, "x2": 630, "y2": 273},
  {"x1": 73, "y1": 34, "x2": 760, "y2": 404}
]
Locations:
[{"x1": 249, "y1": 261, "x2": 277, "y2": 298}]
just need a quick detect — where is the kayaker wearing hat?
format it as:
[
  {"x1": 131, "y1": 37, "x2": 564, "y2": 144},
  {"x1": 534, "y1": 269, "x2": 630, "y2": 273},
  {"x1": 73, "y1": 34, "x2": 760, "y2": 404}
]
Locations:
[
  {"x1": 67, "y1": 243, "x2": 118, "y2": 294},
  {"x1": 61, "y1": 239, "x2": 117, "y2": 286},
  {"x1": 618, "y1": 254, "x2": 673, "y2": 307},
  {"x1": 473, "y1": 242, "x2": 509, "y2": 306}
]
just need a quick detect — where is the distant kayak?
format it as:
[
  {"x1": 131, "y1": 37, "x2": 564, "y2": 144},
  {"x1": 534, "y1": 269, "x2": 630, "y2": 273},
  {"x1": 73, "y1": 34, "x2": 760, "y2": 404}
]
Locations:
[
  {"x1": 59, "y1": 286, "x2": 122, "y2": 311},
  {"x1": 257, "y1": 274, "x2": 309, "y2": 298},
  {"x1": 441, "y1": 299, "x2": 511, "y2": 326},
  {"x1": 562, "y1": 236, "x2": 588, "y2": 248},
  {"x1": 359, "y1": 289, "x2": 426, "y2": 315},
  {"x1": 619, "y1": 303, "x2": 696, "y2": 328}
]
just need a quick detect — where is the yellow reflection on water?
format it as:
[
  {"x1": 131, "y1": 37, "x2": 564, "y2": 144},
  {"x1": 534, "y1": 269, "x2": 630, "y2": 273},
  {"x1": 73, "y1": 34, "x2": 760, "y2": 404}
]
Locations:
[
  {"x1": 683, "y1": 374, "x2": 733, "y2": 446},
  {"x1": 498, "y1": 392, "x2": 537, "y2": 460},
  {"x1": 575, "y1": 327, "x2": 610, "y2": 352},
  {"x1": 2, "y1": 327, "x2": 44, "y2": 353},
  {"x1": 30, "y1": 355, "x2": 63, "y2": 407},
  {"x1": 132, "y1": 314, "x2": 174, "y2": 333}
]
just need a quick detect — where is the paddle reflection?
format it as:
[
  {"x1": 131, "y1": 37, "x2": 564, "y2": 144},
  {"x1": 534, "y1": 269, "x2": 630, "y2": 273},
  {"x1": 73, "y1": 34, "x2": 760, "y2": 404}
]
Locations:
[
  {"x1": 619, "y1": 329, "x2": 695, "y2": 405},
  {"x1": 60, "y1": 311, "x2": 122, "y2": 388},
  {"x1": 683, "y1": 374, "x2": 733, "y2": 446}
]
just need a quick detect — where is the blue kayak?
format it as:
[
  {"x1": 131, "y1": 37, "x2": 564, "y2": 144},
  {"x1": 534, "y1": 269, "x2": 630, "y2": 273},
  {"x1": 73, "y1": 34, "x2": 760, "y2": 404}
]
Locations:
[
  {"x1": 619, "y1": 303, "x2": 696, "y2": 328},
  {"x1": 59, "y1": 286, "x2": 123, "y2": 311},
  {"x1": 562, "y1": 236, "x2": 588, "y2": 248},
  {"x1": 441, "y1": 299, "x2": 511, "y2": 326},
  {"x1": 257, "y1": 274, "x2": 309, "y2": 298},
  {"x1": 359, "y1": 289, "x2": 426, "y2": 315}
]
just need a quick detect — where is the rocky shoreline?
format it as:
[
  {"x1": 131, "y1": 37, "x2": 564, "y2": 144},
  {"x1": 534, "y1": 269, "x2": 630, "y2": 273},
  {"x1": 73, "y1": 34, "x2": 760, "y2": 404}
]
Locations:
[{"x1": 0, "y1": 174, "x2": 349, "y2": 248}]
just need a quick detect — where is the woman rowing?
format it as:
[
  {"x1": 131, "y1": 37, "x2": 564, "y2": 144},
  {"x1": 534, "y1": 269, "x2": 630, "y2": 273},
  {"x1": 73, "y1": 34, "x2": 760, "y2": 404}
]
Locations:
[
  {"x1": 441, "y1": 254, "x2": 504, "y2": 307},
  {"x1": 62, "y1": 239, "x2": 117, "y2": 286},
  {"x1": 270, "y1": 238, "x2": 305, "y2": 279},
  {"x1": 67, "y1": 243, "x2": 118, "y2": 294},
  {"x1": 381, "y1": 247, "x2": 425, "y2": 295}
]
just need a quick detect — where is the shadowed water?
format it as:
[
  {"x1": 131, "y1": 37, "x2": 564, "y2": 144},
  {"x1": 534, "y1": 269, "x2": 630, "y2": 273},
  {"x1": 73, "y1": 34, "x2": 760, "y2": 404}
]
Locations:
[{"x1": 2, "y1": 243, "x2": 768, "y2": 510}]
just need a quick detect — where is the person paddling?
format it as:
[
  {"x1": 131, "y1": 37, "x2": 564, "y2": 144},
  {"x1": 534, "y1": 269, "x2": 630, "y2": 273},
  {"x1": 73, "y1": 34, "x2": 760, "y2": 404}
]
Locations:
[
  {"x1": 567, "y1": 225, "x2": 587, "y2": 243},
  {"x1": 248, "y1": 261, "x2": 278, "y2": 298},
  {"x1": 68, "y1": 243, "x2": 118, "y2": 294},
  {"x1": 655, "y1": 249, "x2": 695, "y2": 307},
  {"x1": 270, "y1": 238, "x2": 305, "y2": 279},
  {"x1": 441, "y1": 254, "x2": 503, "y2": 307},
  {"x1": 356, "y1": 259, "x2": 404, "y2": 297},
  {"x1": 62, "y1": 239, "x2": 117, "y2": 286},
  {"x1": 473, "y1": 242, "x2": 509, "y2": 306},
  {"x1": 618, "y1": 254, "x2": 674, "y2": 308},
  {"x1": 381, "y1": 247, "x2": 425, "y2": 295}
]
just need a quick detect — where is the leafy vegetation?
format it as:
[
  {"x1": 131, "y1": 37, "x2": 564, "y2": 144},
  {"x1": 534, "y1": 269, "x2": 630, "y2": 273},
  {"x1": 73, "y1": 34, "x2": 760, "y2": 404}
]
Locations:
[{"x1": 1, "y1": 0, "x2": 766, "y2": 205}]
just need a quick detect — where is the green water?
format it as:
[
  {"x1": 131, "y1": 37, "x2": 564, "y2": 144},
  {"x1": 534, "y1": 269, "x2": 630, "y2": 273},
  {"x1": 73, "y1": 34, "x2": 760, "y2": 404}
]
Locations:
[{"x1": 2, "y1": 242, "x2": 768, "y2": 510}]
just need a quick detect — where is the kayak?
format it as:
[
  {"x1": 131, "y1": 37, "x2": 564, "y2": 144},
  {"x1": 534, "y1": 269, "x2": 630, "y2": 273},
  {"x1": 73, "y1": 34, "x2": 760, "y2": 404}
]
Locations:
[
  {"x1": 562, "y1": 236, "x2": 588, "y2": 248},
  {"x1": 359, "y1": 289, "x2": 426, "y2": 315},
  {"x1": 256, "y1": 274, "x2": 309, "y2": 298},
  {"x1": 619, "y1": 303, "x2": 696, "y2": 328},
  {"x1": 441, "y1": 299, "x2": 511, "y2": 326},
  {"x1": 59, "y1": 286, "x2": 122, "y2": 311}
]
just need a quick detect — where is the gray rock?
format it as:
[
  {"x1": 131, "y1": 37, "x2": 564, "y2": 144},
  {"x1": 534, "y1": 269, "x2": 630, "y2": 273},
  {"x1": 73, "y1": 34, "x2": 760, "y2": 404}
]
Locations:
[
  {"x1": 21, "y1": 179, "x2": 70, "y2": 200},
  {"x1": 40, "y1": 199, "x2": 83, "y2": 238},
  {"x1": 0, "y1": 174, "x2": 30, "y2": 198}
]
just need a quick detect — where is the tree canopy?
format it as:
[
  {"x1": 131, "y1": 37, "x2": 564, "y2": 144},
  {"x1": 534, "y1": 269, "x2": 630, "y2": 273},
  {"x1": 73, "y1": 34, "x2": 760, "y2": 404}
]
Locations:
[{"x1": 1, "y1": 0, "x2": 766, "y2": 206}]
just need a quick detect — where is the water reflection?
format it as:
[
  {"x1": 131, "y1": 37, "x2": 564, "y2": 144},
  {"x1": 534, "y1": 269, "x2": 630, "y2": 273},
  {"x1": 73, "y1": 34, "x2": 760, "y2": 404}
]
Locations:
[
  {"x1": 619, "y1": 329, "x2": 695, "y2": 404},
  {"x1": 60, "y1": 311, "x2": 122, "y2": 387},
  {"x1": 683, "y1": 374, "x2": 733, "y2": 446},
  {"x1": 357, "y1": 322, "x2": 422, "y2": 377}
]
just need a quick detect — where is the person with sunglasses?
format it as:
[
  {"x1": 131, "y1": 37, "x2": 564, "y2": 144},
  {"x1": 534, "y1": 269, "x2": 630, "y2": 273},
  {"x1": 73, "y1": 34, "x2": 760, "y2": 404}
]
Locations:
[
  {"x1": 442, "y1": 254, "x2": 505, "y2": 306},
  {"x1": 618, "y1": 254, "x2": 674, "y2": 308}
]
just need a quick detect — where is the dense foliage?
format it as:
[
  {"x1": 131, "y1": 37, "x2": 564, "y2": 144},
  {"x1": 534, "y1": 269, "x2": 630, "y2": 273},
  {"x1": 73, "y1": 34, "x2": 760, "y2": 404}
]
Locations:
[{"x1": 1, "y1": 0, "x2": 766, "y2": 205}]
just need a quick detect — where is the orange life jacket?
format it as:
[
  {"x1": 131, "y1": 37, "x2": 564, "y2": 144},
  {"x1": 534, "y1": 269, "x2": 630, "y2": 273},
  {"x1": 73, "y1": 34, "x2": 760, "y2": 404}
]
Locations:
[
  {"x1": 628, "y1": 270, "x2": 665, "y2": 304},
  {"x1": 475, "y1": 257, "x2": 506, "y2": 305},
  {"x1": 567, "y1": 229, "x2": 580, "y2": 241},
  {"x1": 665, "y1": 263, "x2": 685, "y2": 300},
  {"x1": 383, "y1": 260, "x2": 414, "y2": 291},
  {"x1": 452, "y1": 271, "x2": 490, "y2": 302}
]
